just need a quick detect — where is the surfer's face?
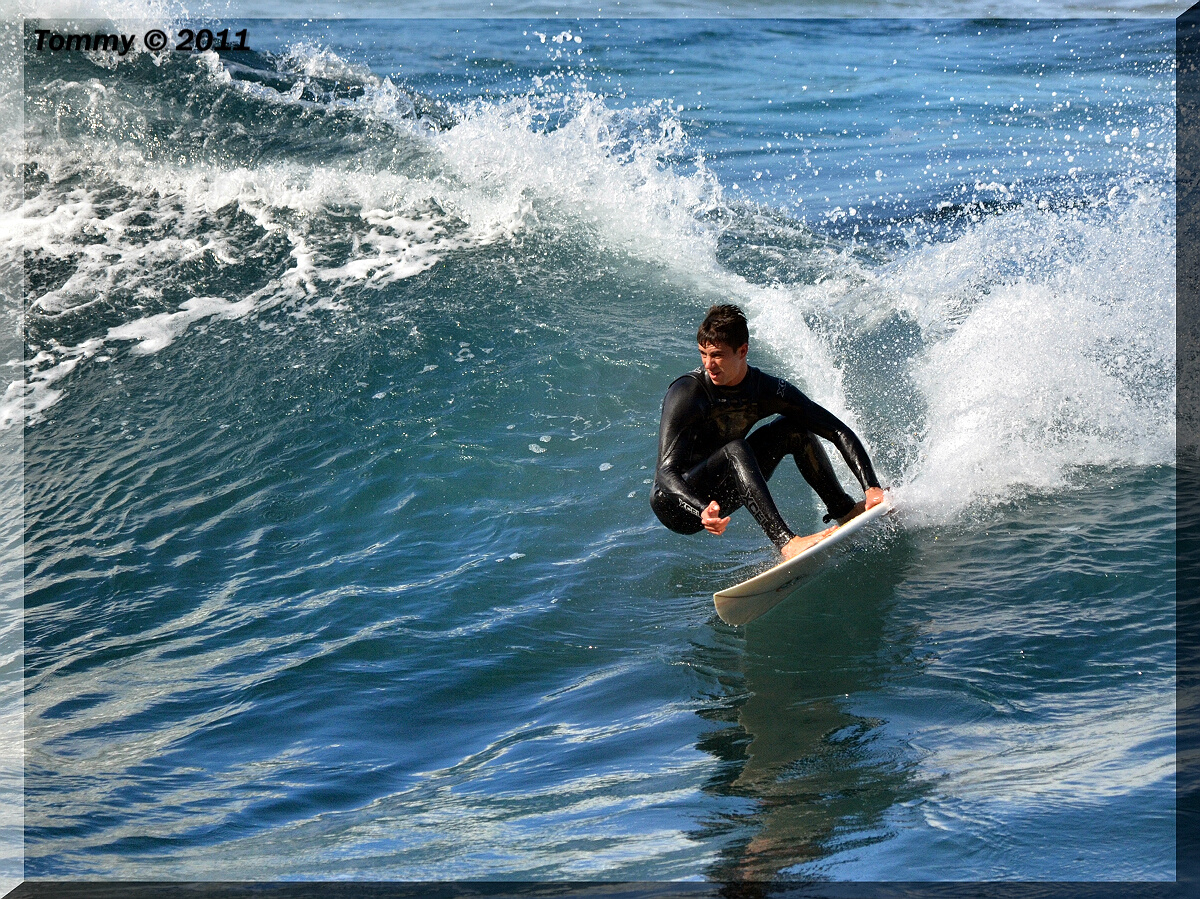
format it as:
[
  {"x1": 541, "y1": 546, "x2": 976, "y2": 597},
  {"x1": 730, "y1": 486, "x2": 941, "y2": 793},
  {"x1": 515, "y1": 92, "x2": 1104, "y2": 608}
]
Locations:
[{"x1": 698, "y1": 341, "x2": 749, "y2": 387}]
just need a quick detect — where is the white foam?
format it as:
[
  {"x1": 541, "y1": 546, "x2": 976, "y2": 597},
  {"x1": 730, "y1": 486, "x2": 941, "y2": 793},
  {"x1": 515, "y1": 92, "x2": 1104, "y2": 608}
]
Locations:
[
  {"x1": 431, "y1": 90, "x2": 721, "y2": 270},
  {"x1": 1, "y1": 338, "x2": 103, "y2": 428},
  {"x1": 276, "y1": 42, "x2": 377, "y2": 85},
  {"x1": 106, "y1": 294, "x2": 257, "y2": 354},
  {"x1": 12, "y1": 86, "x2": 512, "y2": 424},
  {"x1": 883, "y1": 186, "x2": 1175, "y2": 522}
]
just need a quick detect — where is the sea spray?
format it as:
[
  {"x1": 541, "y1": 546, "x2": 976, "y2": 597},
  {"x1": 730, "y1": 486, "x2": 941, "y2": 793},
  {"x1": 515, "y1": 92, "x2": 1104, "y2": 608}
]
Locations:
[{"x1": 884, "y1": 185, "x2": 1175, "y2": 521}]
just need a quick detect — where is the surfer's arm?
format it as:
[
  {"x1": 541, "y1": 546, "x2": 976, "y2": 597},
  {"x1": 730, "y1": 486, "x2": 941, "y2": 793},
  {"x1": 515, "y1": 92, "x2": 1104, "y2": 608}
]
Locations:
[
  {"x1": 771, "y1": 381, "x2": 883, "y2": 493},
  {"x1": 652, "y1": 377, "x2": 711, "y2": 521}
]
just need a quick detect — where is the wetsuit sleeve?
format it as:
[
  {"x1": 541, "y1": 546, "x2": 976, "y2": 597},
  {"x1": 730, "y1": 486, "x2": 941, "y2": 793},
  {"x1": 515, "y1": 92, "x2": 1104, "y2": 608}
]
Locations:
[
  {"x1": 653, "y1": 377, "x2": 710, "y2": 519},
  {"x1": 768, "y1": 377, "x2": 882, "y2": 492}
]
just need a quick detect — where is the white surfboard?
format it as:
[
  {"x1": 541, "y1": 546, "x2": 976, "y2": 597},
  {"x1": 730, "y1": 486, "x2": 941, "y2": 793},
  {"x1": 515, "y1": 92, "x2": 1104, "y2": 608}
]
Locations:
[{"x1": 713, "y1": 495, "x2": 893, "y2": 626}]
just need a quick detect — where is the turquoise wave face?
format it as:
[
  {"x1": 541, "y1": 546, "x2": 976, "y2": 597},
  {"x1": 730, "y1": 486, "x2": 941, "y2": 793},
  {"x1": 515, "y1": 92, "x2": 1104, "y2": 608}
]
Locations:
[{"x1": 14, "y1": 16, "x2": 1175, "y2": 880}]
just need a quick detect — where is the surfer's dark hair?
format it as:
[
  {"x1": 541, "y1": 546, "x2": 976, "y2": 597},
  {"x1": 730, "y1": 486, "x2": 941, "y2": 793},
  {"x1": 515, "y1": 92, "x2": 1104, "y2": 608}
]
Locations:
[{"x1": 697, "y1": 304, "x2": 749, "y2": 350}]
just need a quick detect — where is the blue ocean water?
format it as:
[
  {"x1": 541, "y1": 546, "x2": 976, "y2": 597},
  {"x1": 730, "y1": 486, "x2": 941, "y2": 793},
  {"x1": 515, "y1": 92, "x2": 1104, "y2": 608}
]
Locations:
[{"x1": 9, "y1": 8, "x2": 1175, "y2": 882}]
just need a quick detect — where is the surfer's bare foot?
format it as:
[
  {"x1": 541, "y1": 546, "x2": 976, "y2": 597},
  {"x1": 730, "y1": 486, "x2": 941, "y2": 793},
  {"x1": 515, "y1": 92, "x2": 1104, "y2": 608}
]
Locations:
[
  {"x1": 781, "y1": 527, "x2": 837, "y2": 560},
  {"x1": 836, "y1": 488, "x2": 886, "y2": 525}
]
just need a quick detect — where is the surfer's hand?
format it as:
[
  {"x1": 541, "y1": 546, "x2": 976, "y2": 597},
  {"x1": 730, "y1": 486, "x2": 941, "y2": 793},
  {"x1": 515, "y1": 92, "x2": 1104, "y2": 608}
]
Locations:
[
  {"x1": 701, "y1": 501, "x2": 730, "y2": 536},
  {"x1": 864, "y1": 487, "x2": 885, "y2": 510}
]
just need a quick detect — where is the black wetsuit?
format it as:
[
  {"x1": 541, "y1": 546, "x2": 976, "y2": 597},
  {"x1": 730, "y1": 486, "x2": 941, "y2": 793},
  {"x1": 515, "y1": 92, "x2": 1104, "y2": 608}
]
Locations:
[{"x1": 651, "y1": 366, "x2": 881, "y2": 547}]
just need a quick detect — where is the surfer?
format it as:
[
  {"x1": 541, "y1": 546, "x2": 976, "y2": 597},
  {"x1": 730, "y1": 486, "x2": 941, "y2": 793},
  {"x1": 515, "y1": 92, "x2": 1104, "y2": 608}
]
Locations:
[{"x1": 651, "y1": 304, "x2": 885, "y2": 560}]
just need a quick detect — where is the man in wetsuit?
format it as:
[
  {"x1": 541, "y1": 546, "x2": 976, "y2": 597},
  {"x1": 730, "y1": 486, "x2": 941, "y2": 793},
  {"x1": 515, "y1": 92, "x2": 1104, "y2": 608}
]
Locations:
[{"x1": 651, "y1": 304, "x2": 885, "y2": 561}]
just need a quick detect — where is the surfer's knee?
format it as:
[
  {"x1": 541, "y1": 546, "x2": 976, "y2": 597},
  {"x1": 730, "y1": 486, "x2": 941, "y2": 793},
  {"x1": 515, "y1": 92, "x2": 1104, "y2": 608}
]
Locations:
[{"x1": 650, "y1": 488, "x2": 704, "y2": 535}]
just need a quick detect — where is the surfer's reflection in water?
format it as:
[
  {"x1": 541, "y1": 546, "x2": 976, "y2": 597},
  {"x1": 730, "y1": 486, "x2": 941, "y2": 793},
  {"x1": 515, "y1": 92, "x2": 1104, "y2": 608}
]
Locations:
[
  {"x1": 650, "y1": 305, "x2": 885, "y2": 561},
  {"x1": 691, "y1": 544, "x2": 920, "y2": 881}
]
